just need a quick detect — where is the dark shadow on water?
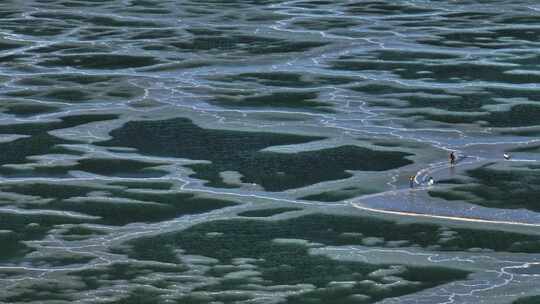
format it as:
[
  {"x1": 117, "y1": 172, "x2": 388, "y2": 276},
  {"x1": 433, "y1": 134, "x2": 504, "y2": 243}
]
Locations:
[
  {"x1": 0, "y1": 158, "x2": 169, "y2": 178},
  {"x1": 0, "y1": 183, "x2": 237, "y2": 226},
  {"x1": 118, "y1": 214, "x2": 472, "y2": 303},
  {"x1": 0, "y1": 114, "x2": 117, "y2": 170},
  {"x1": 301, "y1": 187, "x2": 377, "y2": 202},
  {"x1": 0, "y1": 211, "x2": 86, "y2": 263},
  {"x1": 0, "y1": 182, "x2": 237, "y2": 262},
  {"x1": 513, "y1": 295, "x2": 540, "y2": 304},
  {"x1": 99, "y1": 118, "x2": 414, "y2": 191},
  {"x1": 119, "y1": 213, "x2": 540, "y2": 264},
  {"x1": 238, "y1": 207, "x2": 301, "y2": 217},
  {"x1": 431, "y1": 163, "x2": 540, "y2": 212}
]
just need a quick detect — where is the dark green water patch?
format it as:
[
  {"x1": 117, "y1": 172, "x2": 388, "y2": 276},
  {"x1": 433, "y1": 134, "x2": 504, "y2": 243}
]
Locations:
[
  {"x1": 129, "y1": 0, "x2": 166, "y2": 7},
  {"x1": 178, "y1": 291, "x2": 252, "y2": 304},
  {"x1": 2, "y1": 18, "x2": 70, "y2": 37},
  {"x1": 105, "y1": 288, "x2": 163, "y2": 304},
  {"x1": 444, "y1": 12, "x2": 498, "y2": 20},
  {"x1": 286, "y1": 265, "x2": 465, "y2": 304},
  {"x1": 127, "y1": 8, "x2": 172, "y2": 14},
  {"x1": 301, "y1": 187, "x2": 376, "y2": 202},
  {"x1": 32, "y1": 12, "x2": 161, "y2": 27},
  {"x1": 75, "y1": 158, "x2": 168, "y2": 178},
  {"x1": 3, "y1": 280, "x2": 73, "y2": 302},
  {"x1": 480, "y1": 104, "x2": 540, "y2": 127},
  {"x1": 40, "y1": 54, "x2": 161, "y2": 69},
  {"x1": 10, "y1": 75, "x2": 144, "y2": 103},
  {"x1": 60, "y1": 225, "x2": 107, "y2": 241},
  {"x1": 487, "y1": 86, "x2": 540, "y2": 103},
  {"x1": 14, "y1": 77, "x2": 55, "y2": 86},
  {"x1": 121, "y1": 215, "x2": 469, "y2": 303},
  {"x1": 394, "y1": 11, "x2": 497, "y2": 30},
  {"x1": 187, "y1": 145, "x2": 413, "y2": 191},
  {"x1": 50, "y1": 74, "x2": 117, "y2": 84},
  {"x1": 373, "y1": 49, "x2": 460, "y2": 61},
  {"x1": 291, "y1": 18, "x2": 359, "y2": 30},
  {"x1": 510, "y1": 144, "x2": 540, "y2": 153},
  {"x1": 406, "y1": 104, "x2": 540, "y2": 127},
  {"x1": 0, "y1": 10, "x2": 21, "y2": 19},
  {"x1": 429, "y1": 163, "x2": 540, "y2": 212},
  {"x1": 0, "y1": 164, "x2": 73, "y2": 178},
  {"x1": 500, "y1": 15, "x2": 540, "y2": 24},
  {"x1": 56, "y1": 0, "x2": 109, "y2": 8},
  {"x1": 211, "y1": 91, "x2": 333, "y2": 111},
  {"x1": 184, "y1": 0, "x2": 281, "y2": 6},
  {"x1": 0, "y1": 231, "x2": 35, "y2": 262},
  {"x1": 245, "y1": 11, "x2": 287, "y2": 22},
  {"x1": 500, "y1": 128, "x2": 540, "y2": 137},
  {"x1": 401, "y1": 92, "x2": 496, "y2": 112},
  {"x1": 0, "y1": 54, "x2": 29, "y2": 65},
  {"x1": 332, "y1": 56, "x2": 540, "y2": 84},
  {"x1": 0, "y1": 40, "x2": 26, "y2": 51},
  {"x1": 110, "y1": 192, "x2": 237, "y2": 225},
  {"x1": 119, "y1": 213, "x2": 540, "y2": 266},
  {"x1": 85, "y1": 15, "x2": 160, "y2": 27},
  {"x1": 171, "y1": 34, "x2": 327, "y2": 54},
  {"x1": 420, "y1": 27, "x2": 540, "y2": 49},
  {"x1": 129, "y1": 29, "x2": 178, "y2": 40},
  {"x1": 291, "y1": 0, "x2": 333, "y2": 9},
  {"x1": 349, "y1": 82, "x2": 446, "y2": 96},
  {"x1": 210, "y1": 72, "x2": 303, "y2": 87},
  {"x1": 0, "y1": 183, "x2": 99, "y2": 201},
  {"x1": 0, "y1": 212, "x2": 85, "y2": 262},
  {"x1": 109, "y1": 181, "x2": 173, "y2": 190},
  {"x1": 0, "y1": 113, "x2": 118, "y2": 135},
  {"x1": 28, "y1": 254, "x2": 94, "y2": 267},
  {"x1": 1, "y1": 158, "x2": 168, "y2": 178},
  {"x1": 28, "y1": 42, "x2": 107, "y2": 54},
  {"x1": 72, "y1": 262, "x2": 187, "y2": 291},
  {"x1": 185, "y1": 28, "x2": 224, "y2": 36},
  {"x1": 77, "y1": 27, "x2": 127, "y2": 40},
  {"x1": 0, "y1": 114, "x2": 117, "y2": 170},
  {"x1": 1, "y1": 102, "x2": 58, "y2": 117},
  {"x1": 44, "y1": 88, "x2": 91, "y2": 101},
  {"x1": 47, "y1": 198, "x2": 178, "y2": 226},
  {"x1": 0, "y1": 182, "x2": 237, "y2": 226},
  {"x1": 100, "y1": 118, "x2": 412, "y2": 191},
  {"x1": 208, "y1": 72, "x2": 353, "y2": 88},
  {"x1": 238, "y1": 207, "x2": 301, "y2": 217},
  {"x1": 345, "y1": 1, "x2": 435, "y2": 15},
  {"x1": 513, "y1": 295, "x2": 540, "y2": 304}
]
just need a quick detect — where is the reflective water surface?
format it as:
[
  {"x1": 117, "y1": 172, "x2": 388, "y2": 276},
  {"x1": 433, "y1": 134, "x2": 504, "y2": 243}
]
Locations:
[{"x1": 1, "y1": 0, "x2": 540, "y2": 303}]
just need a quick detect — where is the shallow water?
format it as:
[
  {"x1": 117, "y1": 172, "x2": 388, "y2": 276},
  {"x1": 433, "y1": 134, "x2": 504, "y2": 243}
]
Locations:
[{"x1": 1, "y1": 0, "x2": 540, "y2": 303}]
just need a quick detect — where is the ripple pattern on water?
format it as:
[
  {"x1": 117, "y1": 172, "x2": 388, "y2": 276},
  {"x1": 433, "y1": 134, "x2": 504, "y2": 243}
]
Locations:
[{"x1": 1, "y1": 0, "x2": 540, "y2": 303}]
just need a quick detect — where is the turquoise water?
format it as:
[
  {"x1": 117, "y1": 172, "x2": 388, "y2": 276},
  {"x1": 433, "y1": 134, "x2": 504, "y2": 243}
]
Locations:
[{"x1": 1, "y1": 0, "x2": 540, "y2": 303}]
